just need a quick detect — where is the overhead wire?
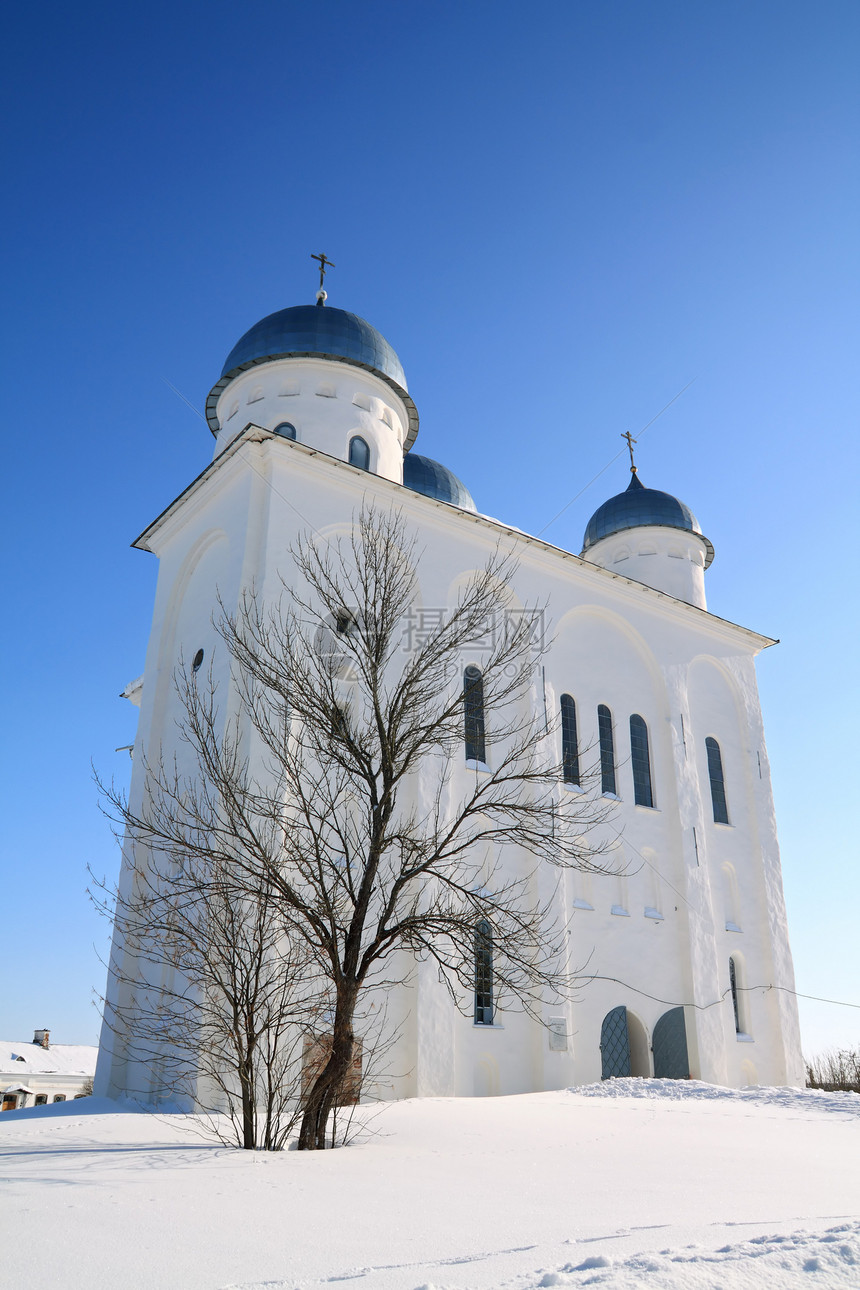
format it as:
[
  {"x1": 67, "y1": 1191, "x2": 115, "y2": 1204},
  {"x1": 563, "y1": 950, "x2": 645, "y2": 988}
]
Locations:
[
  {"x1": 535, "y1": 377, "x2": 698, "y2": 539},
  {"x1": 577, "y1": 974, "x2": 860, "y2": 1013}
]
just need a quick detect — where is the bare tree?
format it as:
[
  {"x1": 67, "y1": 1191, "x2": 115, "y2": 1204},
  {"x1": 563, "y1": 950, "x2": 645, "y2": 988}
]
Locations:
[
  {"x1": 101, "y1": 506, "x2": 616, "y2": 1150},
  {"x1": 805, "y1": 1047, "x2": 860, "y2": 1093},
  {"x1": 91, "y1": 840, "x2": 326, "y2": 1150}
]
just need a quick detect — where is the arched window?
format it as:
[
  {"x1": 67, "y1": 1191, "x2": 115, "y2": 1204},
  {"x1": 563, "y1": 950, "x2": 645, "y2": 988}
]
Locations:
[
  {"x1": 348, "y1": 435, "x2": 370, "y2": 471},
  {"x1": 560, "y1": 694, "x2": 580, "y2": 786},
  {"x1": 598, "y1": 704, "x2": 617, "y2": 796},
  {"x1": 464, "y1": 666, "x2": 486, "y2": 764},
  {"x1": 629, "y1": 714, "x2": 654, "y2": 807},
  {"x1": 273, "y1": 422, "x2": 297, "y2": 440},
  {"x1": 474, "y1": 919, "x2": 494, "y2": 1025},
  {"x1": 705, "y1": 737, "x2": 729, "y2": 823},
  {"x1": 729, "y1": 956, "x2": 742, "y2": 1033}
]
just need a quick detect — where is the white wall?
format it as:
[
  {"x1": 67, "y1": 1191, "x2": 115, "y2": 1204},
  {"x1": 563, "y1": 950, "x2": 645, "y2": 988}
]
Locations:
[{"x1": 98, "y1": 423, "x2": 803, "y2": 1105}]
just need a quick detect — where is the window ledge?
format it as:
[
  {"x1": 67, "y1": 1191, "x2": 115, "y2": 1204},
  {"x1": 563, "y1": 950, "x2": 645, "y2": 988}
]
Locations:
[
  {"x1": 573, "y1": 899, "x2": 594, "y2": 911},
  {"x1": 602, "y1": 792, "x2": 621, "y2": 801},
  {"x1": 713, "y1": 820, "x2": 733, "y2": 829},
  {"x1": 473, "y1": 1022, "x2": 504, "y2": 1030},
  {"x1": 563, "y1": 782, "x2": 585, "y2": 794},
  {"x1": 725, "y1": 922, "x2": 743, "y2": 933},
  {"x1": 644, "y1": 907, "x2": 664, "y2": 920},
  {"x1": 610, "y1": 905, "x2": 630, "y2": 917},
  {"x1": 634, "y1": 803, "x2": 659, "y2": 812},
  {"x1": 465, "y1": 759, "x2": 491, "y2": 773},
  {"x1": 736, "y1": 1033, "x2": 754, "y2": 1043}
]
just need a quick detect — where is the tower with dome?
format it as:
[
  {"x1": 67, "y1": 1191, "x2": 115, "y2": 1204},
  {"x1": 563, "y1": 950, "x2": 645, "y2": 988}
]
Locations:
[{"x1": 96, "y1": 281, "x2": 803, "y2": 1104}]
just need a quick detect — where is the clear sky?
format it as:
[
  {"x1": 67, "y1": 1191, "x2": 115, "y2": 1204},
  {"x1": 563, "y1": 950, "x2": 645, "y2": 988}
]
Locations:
[{"x1": 2, "y1": 1, "x2": 858, "y2": 1057}]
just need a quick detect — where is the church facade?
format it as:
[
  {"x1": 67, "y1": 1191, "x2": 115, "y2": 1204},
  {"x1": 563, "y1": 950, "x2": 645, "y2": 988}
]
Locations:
[{"x1": 96, "y1": 289, "x2": 803, "y2": 1104}]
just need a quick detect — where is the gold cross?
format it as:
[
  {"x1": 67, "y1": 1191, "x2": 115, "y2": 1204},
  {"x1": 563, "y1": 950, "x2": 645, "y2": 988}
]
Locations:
[
  {"x1": 311, "y1": 252, "x2": 335, "y2": 290},
  {"x1": 622, "y1": 430, "x2": 638, "y2": 472}
]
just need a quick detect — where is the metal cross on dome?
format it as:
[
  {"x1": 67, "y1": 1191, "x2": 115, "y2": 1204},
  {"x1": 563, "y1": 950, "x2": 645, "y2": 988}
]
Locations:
[
  {"x1": 312, "y1": 252, "x2": 335, "y2": 290},
  {"x1": 622, "y1": 429, "x2": 638, "y2": 474}
]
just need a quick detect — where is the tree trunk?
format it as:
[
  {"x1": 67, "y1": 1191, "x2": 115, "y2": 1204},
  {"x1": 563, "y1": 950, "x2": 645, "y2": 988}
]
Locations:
[
  {"x1": 297, "y1": 984, "x2": 358, "y2": 1150},
  {"x1": 239, "y1": 1056, "x2": 255, "y2": 1150}
]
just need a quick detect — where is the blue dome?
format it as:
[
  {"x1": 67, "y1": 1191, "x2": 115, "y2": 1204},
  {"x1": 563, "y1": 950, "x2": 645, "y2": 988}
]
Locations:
[
  {"x1": 206, "y1": 304, "x2": 418, "y2": 446},
  {"x1": 582, "y1": 473, "x2": 713, "y2": 566},
  {"x1": 403, "y1": 453, "x2": 476, "y2": 512}
]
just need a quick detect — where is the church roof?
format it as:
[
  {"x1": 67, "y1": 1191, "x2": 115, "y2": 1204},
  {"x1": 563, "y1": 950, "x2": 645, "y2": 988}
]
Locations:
[
  {"x1": 582, "y1": 472, "x2": 714, "y2": 567},
  {"x1": 205, "y1": 304, "x2": 418, "y2": 446},
  {"x1": 403, "y1": 453, "x2": 476, "y2": 512}
]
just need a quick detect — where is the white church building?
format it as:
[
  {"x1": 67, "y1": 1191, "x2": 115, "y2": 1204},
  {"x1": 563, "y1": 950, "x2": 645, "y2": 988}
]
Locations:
[{"x1": 96, "y1": 285, "x2": 803, "y2": 1104}]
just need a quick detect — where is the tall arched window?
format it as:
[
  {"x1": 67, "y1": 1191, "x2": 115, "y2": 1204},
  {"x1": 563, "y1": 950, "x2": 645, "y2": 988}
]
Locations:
[
  {"x1": 560, "y1": 695, "x2": 580, "y2": 786},
  {"x1": 474, "y1": 919, "x2": 494, "y2": 1025},
  {"x1": 729, "y1": 956, "x2": 742, "y2": 1033},
  {"x1": 598, "y1": 704, "x2": 617, "y2": 796},
  {"x1": 348, "y1": 435, "x2": 370, "y2": 471},
  {"x1": 629, "y1": 714, "x2": 654, "y2": 807},
  {"x1": 705, "y1": 736, "x2": 729, "y2": 823},
  {"x1": 273, "y1": 422, "x2": 297, "y2": 439},
  {"x1": 464, "y1": 666, "x2": 486, "y2": 764}
]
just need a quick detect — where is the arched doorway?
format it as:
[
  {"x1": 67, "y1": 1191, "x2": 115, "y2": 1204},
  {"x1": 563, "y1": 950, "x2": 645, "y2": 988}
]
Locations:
[
  {"x1": 652, "y1": 1007, "x2": 690, "y2": 1079},
  {"x1": 626, "y1": 1011, "x2": 651, "y2": 1077},
  {"x1": 600, "y1": 1006, "x2": 651, "y2": 1079},
  {"x1": 600, "y1": 1005, "x2": 630, "y2": 1078},
  {"x1": 473, "y1": 1056, "x2": 499, "y2": 1097}
]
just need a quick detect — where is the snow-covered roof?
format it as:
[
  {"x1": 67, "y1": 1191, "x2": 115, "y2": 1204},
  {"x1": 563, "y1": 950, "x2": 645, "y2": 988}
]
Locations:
[{"x1": 0, "y1": 1042, "x2": 98, "y2": 1077}]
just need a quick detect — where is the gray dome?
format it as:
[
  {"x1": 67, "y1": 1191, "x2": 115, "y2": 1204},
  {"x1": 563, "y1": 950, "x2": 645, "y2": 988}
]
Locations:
[
  {"x1": 206, "y1": 304, "x2": 418, "y2": 446},
  {"x1": 582, "y1": 473, "x2": 713, "y2": 567},
  {"x1": 403, "y1": 453, "x2": 476, "y2": 511}
]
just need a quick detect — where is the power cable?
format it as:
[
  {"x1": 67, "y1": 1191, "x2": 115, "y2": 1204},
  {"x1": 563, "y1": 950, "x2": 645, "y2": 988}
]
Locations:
[{"x1": 536, "y1": 378, "x2": 697, "y2": 539}]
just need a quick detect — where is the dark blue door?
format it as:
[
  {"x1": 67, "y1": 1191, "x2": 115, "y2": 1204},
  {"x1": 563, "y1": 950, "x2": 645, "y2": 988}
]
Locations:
[
  {"x1": 652, "y1": 1007, "x2": 690, "y2": 1079},
  {"x1": 600, "y1": 1006, "x2": 631, "y2": 1078}
]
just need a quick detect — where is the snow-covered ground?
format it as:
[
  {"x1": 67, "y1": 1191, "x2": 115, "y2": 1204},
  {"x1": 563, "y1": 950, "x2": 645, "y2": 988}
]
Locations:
[{"x1": 2, "y1": 1080, "x2": 858, "y2": 1289}]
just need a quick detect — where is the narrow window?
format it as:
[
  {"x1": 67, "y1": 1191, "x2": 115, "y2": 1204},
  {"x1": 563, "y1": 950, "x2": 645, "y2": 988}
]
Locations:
[
  {"x1": 34, "y1": 1095, "x2": 47, "y2": 1106},
  {"x1": 335, "y1": 609, "x2": 357, "y2": 637},
  {"x1": 598, "y1": 704, "x2": 617, "y2": 796},
  {"x1": 53, "y1": 1094, "x2": 66, "y2": 1103},
  {"x1": 348, "y1": 435, "x2": 370, "y2": 471},
  {"x1": 629, "y1": 714, "x2": 654, "y2": 807},
  {"x1": 729, "y1": 957, "x2": 741, "y2": 1033},
  {"x1": 474, "y1": 919, "x2": 494, "y2": 1025},
  {"x1": 331, "y1": 704, "x2": 348, "y2": 741},
  {"x1": 705, "y1": 737, "x2": 729, "y2": 823},
  {"x1": 273, "y1": 421, "x2": 297, "y2": 440},
  {"x1": 560, "y1": 694, "x2": 580, "y2": 786},
  {"x1": 192, "y1": 648, "x2": 204, "y2": 673},
  {"x1": 464, "y1": 666, "x2": 486, "y2": 764}
]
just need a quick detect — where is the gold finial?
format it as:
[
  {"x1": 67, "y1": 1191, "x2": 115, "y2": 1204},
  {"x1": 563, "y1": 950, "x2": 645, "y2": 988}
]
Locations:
[
  {"x1": 622, "y1": 430, "x2": 638, "y2": 474},
  {"x1": 311, "y1": 252, "x2": 335, "y2": 304}
]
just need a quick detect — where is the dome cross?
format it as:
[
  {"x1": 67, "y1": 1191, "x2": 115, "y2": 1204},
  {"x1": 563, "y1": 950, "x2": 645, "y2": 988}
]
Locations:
[
  {"x1": 622, "y1": 429, "x2": 638, "y2": 474},
  {"x1": 311, "y1": 252, "x2": 335, "y2": 303}
]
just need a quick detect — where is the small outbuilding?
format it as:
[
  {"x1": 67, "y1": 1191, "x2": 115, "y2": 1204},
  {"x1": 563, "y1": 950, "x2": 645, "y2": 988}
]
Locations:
[{"x1": 1, "y1": 1030, "x2": 98, "y2": 1110}]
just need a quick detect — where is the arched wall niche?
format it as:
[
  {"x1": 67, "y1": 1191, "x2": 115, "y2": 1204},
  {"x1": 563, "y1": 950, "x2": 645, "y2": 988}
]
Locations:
[
  {"x1": 443, "y1": 565, "x2": 525, "y2": 619},
  {"x1": 289, "y1": 518, "x2": 423, "y2": 620},
  {"x1": 552, "y1": 604, "x2": 668, "y2": 716},
  {"x1": 687, "y1": 655, "x2": 754, "y2": 840},
  {"x1": 444, "y1": 568, "x2": 533, "y2": 738},
  {"x1": 551, "y1": 605, "x2": 672, "y2": 810},
  {"x1": 147, "y1": 530, "x2": 230, "y2": 759},
  {"x1": 722, "y1": 862, "x2": 741, "y2": 931},
  {"x1": 154, "y1": 530, "x2": 232, "y2": 768},
  {"x1": 474, "y1": 1054, "x2": 500, "y2": 1097}
]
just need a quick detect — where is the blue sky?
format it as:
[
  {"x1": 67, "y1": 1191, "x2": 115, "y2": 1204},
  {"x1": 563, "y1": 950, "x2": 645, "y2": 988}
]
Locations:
[{"x1": 2, "y1": 1, "x2": 858, "y2": 1055}]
